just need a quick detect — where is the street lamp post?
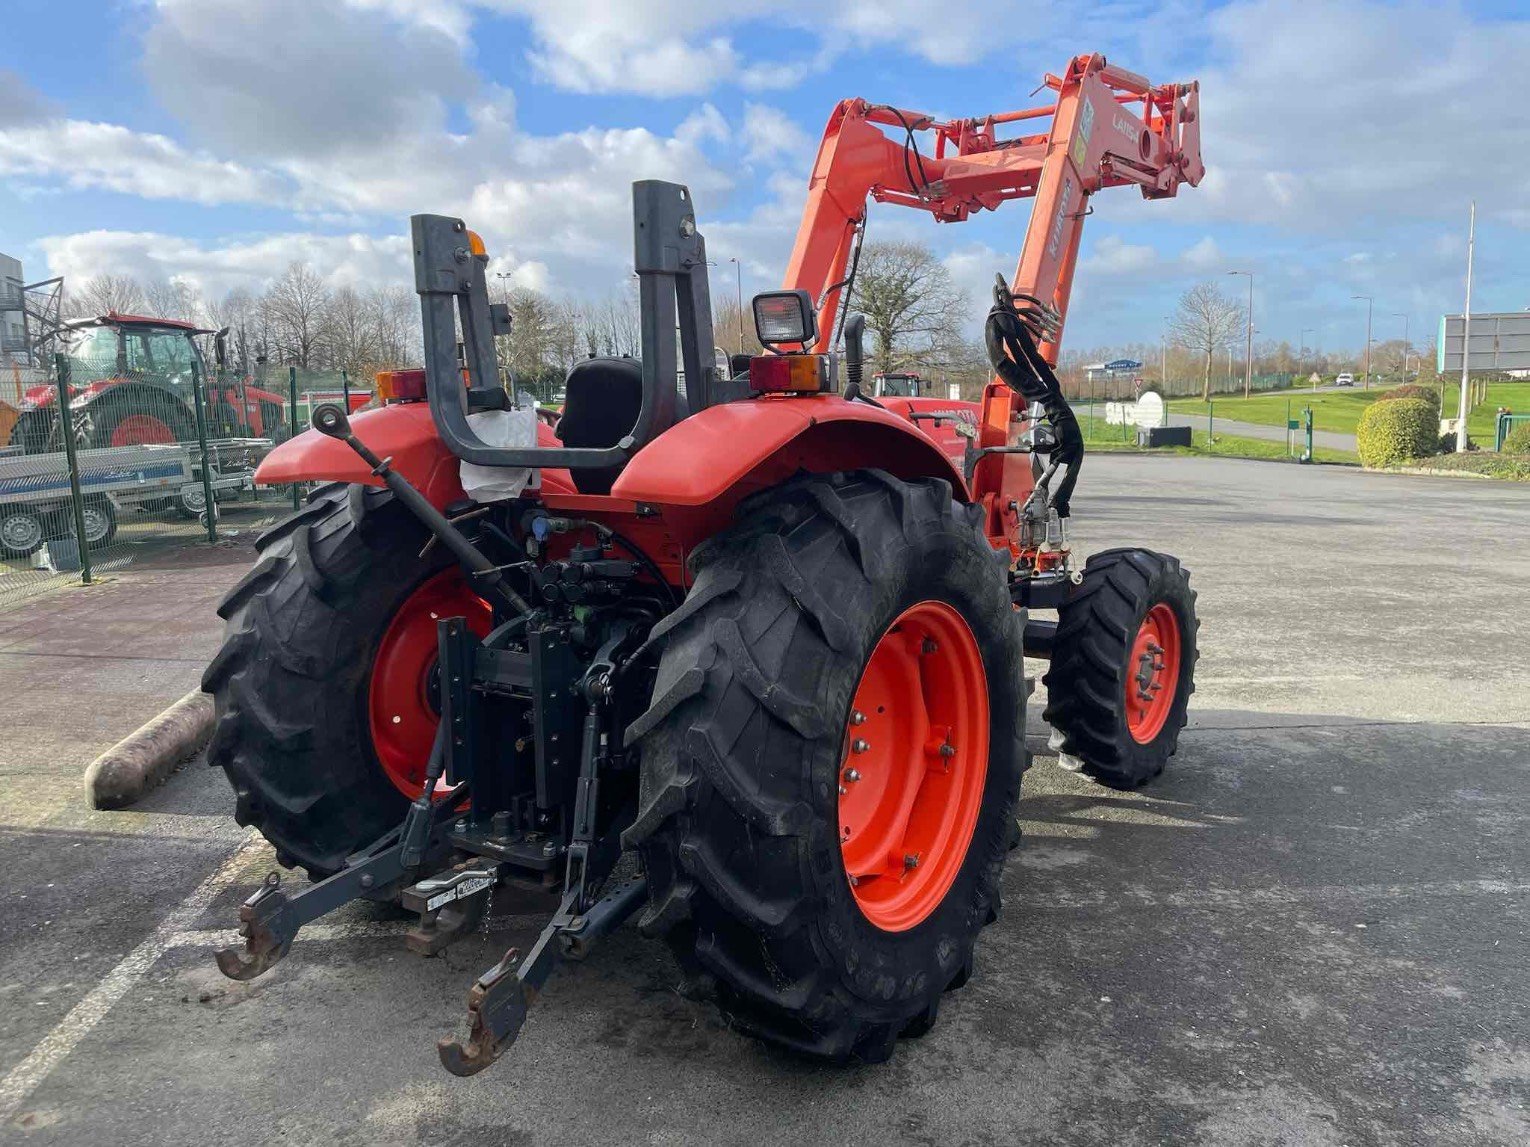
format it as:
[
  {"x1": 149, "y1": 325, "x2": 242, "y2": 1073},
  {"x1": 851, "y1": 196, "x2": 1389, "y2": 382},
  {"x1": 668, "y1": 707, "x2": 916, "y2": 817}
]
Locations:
[
  {"x1": 1160, "y1": 314, "x2": 1172, "y2": 392},
  {"x1": 1391, "y1": 312, "x2": 1410, "y2": 384},
  {"x1": 1228, "y1": 270, "x2": 1254, "y2": 398},
  {"x1": 1300, "y1": 327, "x2": 1316, "y2": 390},
  {"x1": 1351, "y1": 295, "x2": 1373, "y2": 389},
  {"x1": 493, "y1": 272, "x2": 514, "y2": 389},
  {"x1": 728, "y1": 257, "x2": 745, "y2": 356}
]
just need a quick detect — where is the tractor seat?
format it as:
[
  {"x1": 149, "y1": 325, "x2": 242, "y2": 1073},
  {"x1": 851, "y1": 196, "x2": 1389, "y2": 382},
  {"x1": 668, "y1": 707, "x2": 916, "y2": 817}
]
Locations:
[{"x1": 555, "y1": 356, "x2": 643, "y2": 495}]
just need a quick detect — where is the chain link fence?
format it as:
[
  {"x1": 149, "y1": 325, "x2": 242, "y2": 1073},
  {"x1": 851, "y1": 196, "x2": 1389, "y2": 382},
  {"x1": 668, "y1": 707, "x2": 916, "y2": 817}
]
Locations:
[{"x1": 0, "y1": 335, "x2": 375, "y2": 614}]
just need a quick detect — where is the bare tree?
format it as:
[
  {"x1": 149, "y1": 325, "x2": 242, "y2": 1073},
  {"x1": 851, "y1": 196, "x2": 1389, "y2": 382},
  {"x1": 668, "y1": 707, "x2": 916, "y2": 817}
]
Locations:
[
  {"x1": 326, "y1": 285, "x2": 372, "y2": 375},
  {"x1": 1169, "y1": 282, "x2": 1246, "y2": 401},
  {"x1": 143, "y1": 277, "x2": 202, "y2": 323},
  {"x1": 263, "y1": 262, "x2": 332, "y2": 369},
  {"x1": 366, "y1": 285, "x2": 418, "y2": 368},
  {"x1": 847, "y1": 241, "x2": 969, "y2": 375},
  {"x1": 713, "y1": 297, "x2": 761, "y2": 358},
  {"x1": 67, "y1": 274, "x2": 146, "y2": 318},
  {"x1": 501, "y1": 287, "x2": 560, "y2": 388}
]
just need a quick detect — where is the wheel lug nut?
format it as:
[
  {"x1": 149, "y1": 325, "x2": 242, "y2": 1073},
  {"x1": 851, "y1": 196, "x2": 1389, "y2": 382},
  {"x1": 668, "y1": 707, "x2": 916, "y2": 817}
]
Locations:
[
  {"x1": 903, "y1": 854, "x2": 919, "y2": 870},
  {"x1": 852, "y1": 739, "x2": 870, "y2": 754},
  {"x1": 838, "y1": 784, "x2": 847, "y2": 795},
  {"x1": 921, "y1": 637, "x2": 938, "y2": 654},
  {"x1": 939, "y1": 744, "x2": 955, "y2": 758},
  {"x1": 843, "y1": 767, "x2": 861, "y2": 783},
  {"x1": 850, "y1": 710, "x2": 866, "y2": 726}
]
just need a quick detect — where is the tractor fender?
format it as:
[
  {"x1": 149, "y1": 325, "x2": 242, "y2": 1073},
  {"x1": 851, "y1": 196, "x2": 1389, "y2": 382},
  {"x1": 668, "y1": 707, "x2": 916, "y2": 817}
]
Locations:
[
  {"x1": 611, "y1": 395, "x2": 968, "y2": 507},
  {"x1": 255, "y1": 403, "x2": 575, "y2": 507}
]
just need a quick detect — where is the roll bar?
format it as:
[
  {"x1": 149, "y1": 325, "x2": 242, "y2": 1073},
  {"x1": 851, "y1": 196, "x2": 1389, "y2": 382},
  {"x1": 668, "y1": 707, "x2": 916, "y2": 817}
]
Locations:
[{"x1": 413, "y1": 180, "x2": 730, "y2": 470}]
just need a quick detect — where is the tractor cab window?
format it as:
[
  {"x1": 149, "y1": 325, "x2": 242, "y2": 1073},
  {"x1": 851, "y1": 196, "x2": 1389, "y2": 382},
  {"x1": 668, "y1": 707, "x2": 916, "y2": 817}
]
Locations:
[
  {"x1": 122, "y1": 329, "x2": 197, "y2": 390},
  {"x1": 64, "y1": 326, "x2": 123, "y2": 385},
  {"x1": 874, "y1": 374, "x2": 922, "y2": 398}
]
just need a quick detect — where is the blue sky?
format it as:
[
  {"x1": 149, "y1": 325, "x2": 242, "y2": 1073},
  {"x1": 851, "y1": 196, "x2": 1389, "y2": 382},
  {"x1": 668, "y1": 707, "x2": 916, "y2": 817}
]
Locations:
[{"x1": 2, "y1": 0, "x2": 1527, "y2": 358}]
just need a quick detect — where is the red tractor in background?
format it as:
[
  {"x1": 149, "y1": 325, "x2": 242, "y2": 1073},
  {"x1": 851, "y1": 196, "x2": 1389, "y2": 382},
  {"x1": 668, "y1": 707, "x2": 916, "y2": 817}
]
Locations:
[
  {"x1": 207, "y1": 54, "x2": 1203, "y2": 1073},
  {"x1": 7, "y1": 312, "x2": 290, "y2": 453}
]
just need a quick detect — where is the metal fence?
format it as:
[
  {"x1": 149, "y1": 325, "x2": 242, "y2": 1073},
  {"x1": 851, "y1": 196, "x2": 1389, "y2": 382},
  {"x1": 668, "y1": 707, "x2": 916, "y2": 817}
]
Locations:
[{"x1": 0, "y1": 357, "x2": 369, "y2": 615}]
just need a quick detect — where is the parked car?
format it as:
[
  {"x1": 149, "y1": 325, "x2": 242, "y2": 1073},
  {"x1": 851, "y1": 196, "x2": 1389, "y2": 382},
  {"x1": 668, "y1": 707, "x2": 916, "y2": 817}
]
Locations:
[{"x1": 1334, "y1": 372, "x2": 1355, "y2": 387}]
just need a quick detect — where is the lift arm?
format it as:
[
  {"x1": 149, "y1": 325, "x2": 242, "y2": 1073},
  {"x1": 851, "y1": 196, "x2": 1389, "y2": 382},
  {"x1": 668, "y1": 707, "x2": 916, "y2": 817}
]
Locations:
[{"x1": 783, "y1": 53, "x2": 1202, "y2": 362}]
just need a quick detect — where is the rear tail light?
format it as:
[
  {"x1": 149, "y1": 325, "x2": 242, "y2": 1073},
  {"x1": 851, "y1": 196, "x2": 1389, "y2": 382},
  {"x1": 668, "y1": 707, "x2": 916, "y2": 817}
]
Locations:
[
  {"x1": 749, "y1": 354, "x2": 831, "y2": 394},
  {"x1": 375, "y1": 369, "x2": 427, "y2": 403}
]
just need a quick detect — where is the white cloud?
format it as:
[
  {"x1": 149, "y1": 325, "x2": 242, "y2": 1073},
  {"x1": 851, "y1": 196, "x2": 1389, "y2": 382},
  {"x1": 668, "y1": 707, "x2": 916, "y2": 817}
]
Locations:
[
  {"x1": 479, "y1": 0, "x2": 1057, "y2": 97},
  {"x1": 143, "y1": 0, "x2": 474, "y2": 160},
  {"x1": 37, "y1": 230, "x2": 419, "y2": 301},
  {"x1": 1186, "y1": 0, "x2": 1530, "y2": 231},
  {"x1": 742, "y1": 104, "x2": 813, "y2": 166},
  {"x1": 0, "y1": 118, "x2": 289, "y2": 206}
]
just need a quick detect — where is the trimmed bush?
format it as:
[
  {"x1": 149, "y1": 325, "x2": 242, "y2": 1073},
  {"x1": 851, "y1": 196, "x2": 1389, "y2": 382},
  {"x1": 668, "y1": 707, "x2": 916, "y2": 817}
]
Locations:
[
  {"x1": 1502, "y1": 423, "x2": 1530, "y2": 454},
  {"x1": 1376, "y1": 384, "x2": 1442, "y2": 412},
  {"x1": 1356, "y1": 397, "x2": 1439, "y2": 467}
]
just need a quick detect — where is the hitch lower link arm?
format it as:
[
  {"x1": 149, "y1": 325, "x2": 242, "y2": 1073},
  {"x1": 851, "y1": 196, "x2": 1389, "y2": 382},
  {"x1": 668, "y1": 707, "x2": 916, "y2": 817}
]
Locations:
[
  {"x1": 215, "y1": 724, "x2": 463, "y2": 981},
  {"x1": 437, "y1": 646, "x2": 645, "y2": 1076}
]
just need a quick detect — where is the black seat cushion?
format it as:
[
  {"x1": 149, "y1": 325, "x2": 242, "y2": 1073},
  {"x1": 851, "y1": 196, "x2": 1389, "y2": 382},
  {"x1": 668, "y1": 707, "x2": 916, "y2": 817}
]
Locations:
[{"x1": 556, "y1": 356, "x2": 643, "y2": 495}]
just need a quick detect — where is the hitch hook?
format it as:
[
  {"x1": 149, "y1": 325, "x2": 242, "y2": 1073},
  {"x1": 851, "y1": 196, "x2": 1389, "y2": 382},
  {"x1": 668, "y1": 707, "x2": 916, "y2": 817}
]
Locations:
[{"x1": 214, "y1": 872, "x2": 293, "y2": 981}]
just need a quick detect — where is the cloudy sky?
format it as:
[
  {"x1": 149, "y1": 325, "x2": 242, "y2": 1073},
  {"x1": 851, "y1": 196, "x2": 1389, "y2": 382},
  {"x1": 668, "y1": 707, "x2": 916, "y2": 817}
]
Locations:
[{"x1": 2, "y1": 0, "x2": 1526, "y2": 356}]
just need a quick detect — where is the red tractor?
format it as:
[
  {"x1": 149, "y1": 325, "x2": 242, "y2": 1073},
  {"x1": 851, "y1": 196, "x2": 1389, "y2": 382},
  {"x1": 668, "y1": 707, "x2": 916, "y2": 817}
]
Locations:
[
  {"x1": 208, "y1": 55, "x2": 1202, "y2": 1072},
  {"x1": 8, "y1": 312, "x2": 289, "y2": 453}
]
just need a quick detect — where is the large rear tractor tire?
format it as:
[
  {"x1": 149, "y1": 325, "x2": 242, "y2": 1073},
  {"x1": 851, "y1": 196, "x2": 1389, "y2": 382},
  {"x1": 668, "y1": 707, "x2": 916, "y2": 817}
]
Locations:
[
  {"x1": 1042, "y1": 548, "x2": 1198, "y2": 789},
  {"x1": 8, "y1": 409, "x2": 59, "y2": 455},
  {"x1": 86, "y1": 392, "x2": 194, "y2": 449},
  {"x1": 625, "y1": 471, "x2": 1026, "y2": 1061},
  {"x1": 201, "y1": 483, "x2": 488, "y2": 878}
]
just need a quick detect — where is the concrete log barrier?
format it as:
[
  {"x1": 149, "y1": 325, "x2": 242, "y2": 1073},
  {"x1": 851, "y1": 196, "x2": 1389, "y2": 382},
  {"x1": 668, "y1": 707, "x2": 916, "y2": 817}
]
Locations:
[{"x1": 83, "y1": 690, "x2": 215, "y2": 810}]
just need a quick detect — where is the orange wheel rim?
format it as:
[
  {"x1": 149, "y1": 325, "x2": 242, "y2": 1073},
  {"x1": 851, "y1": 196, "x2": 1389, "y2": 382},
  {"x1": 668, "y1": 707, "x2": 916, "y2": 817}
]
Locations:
[
  {"x1": 110, "y1": 414, "x2": 176, "y2": 446},
  {"x1": 1125, "y1": 603, "x2": 1181, "y2": 744},
  {"x1": 839, "y1": 600, "x2": 989, "y2": 933},
  {"x1": 368, "y1": 568, "x2": 492, "y2": 798}
]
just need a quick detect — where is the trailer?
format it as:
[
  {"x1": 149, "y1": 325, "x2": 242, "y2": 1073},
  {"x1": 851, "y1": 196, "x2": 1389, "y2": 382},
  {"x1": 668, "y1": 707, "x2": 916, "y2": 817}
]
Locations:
[{"x1": 0, "y1": 437, "x2": 271, "y2": 558}]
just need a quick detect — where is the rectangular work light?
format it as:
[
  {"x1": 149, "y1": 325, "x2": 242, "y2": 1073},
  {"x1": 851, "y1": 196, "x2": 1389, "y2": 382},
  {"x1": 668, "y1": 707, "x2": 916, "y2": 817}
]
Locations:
[{"x1": 751, "y1": 289, "x2": 819, "y2": 347}]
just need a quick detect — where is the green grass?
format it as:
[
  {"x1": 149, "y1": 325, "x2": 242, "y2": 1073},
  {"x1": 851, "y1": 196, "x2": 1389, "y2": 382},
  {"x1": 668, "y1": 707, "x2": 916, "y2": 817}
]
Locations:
[
  {"x1": 1461, "y1": 382, "x2": 1530, "y2": 441},
  {"x1": 1166, "y1": 380, "x2": 1530, "y2": 446},
  {"x1": 1167, "y1": 386, "x2": 1382, "y2": 435},
  {"x1": 1080, "y1": 423, "x2": 1358, "y2": 465}
]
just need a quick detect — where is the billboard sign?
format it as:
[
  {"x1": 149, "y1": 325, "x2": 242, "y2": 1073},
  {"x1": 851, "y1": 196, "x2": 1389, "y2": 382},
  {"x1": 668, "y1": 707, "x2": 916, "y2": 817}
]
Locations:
[
  {"x1": 1438, "y1": 312, "x2": 1530, "y2": 373},
  {"x1": 1103, "y1": 358, "x2": 1143, "y2": 372}
]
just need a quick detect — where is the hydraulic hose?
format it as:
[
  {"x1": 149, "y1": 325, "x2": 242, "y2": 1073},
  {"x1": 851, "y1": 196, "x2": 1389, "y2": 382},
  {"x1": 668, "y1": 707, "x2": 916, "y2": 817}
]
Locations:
[{"x1": 983, "y1": 278, "x2": 1084, "y2": 517}]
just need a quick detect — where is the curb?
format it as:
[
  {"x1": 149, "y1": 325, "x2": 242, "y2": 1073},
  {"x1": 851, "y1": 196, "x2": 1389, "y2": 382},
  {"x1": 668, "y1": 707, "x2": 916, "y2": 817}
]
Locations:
[{"x1": 83, "y1": 690, "x2": 215, "y2": 810}]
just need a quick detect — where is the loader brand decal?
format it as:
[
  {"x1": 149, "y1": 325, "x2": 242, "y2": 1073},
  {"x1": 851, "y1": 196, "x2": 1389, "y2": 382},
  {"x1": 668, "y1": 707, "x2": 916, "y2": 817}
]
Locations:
[
  {"x1": 1047, "y1": 177, "x2": 1076, "y2": 261},
  {"x1": 927, "y1": 408, "x2": 978, "y2": 427},
  {"x1": 426, "y1": 874, "x2": 494, "y2": 912},
  {"x1": 1112, "y1": 113, "x2": 1139, "y2": 145},
  {"x1": 1071, "y1": 98, "x2": 1095, "y2": 166}
]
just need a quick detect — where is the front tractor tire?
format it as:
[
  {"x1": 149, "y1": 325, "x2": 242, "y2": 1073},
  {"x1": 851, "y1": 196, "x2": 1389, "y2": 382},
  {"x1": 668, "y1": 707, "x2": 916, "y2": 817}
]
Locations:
[
  {"x1": 1043, "y1": 548, "x2": 1199, "y2": 789},
  {"x1": 201, "y1": 483, "x2": 483, "y2": 878},
  {"x1": 625, "y1": 472, "x2": 1026, "y2": 1061}
]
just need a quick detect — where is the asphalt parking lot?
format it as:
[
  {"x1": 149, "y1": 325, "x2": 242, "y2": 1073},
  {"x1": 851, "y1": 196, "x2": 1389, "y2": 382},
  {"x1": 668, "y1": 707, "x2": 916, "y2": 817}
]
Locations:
[{"x1": 1, "y1": 456, "x2": 1526, "y2": 1145}]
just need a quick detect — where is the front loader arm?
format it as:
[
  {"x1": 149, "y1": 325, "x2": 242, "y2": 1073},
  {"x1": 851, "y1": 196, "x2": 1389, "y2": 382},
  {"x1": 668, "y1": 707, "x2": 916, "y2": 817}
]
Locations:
[{"x1": 783, "y1": 53, "x2": 1202, "y2": 364}]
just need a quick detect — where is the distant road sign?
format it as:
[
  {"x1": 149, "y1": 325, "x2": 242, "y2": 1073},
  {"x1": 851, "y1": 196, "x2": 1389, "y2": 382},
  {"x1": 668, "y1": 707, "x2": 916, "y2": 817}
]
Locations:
[{"x1": 1438, "y1": 312, "x2": 1530, "y2": 373}]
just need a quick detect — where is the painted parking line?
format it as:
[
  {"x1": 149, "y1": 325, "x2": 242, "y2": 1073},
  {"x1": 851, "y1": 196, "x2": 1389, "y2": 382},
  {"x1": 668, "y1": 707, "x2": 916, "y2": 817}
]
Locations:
[
  {"x1": 0, "y1": 839, "x2": 554, "y2": 1125},
  {"x1": 0, "y1": 833, "x2": 261, "y2": 1125}
]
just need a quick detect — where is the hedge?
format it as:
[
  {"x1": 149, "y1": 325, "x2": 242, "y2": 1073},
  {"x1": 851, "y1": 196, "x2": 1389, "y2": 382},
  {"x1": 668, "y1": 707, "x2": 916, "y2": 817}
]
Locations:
[
  {"x1": 1376, "y1": 384, "x2": 1442, "y2": 411},
  {"x1": 1502, "y1": 423, "x2": 1530, "y2": 454},
  {"x1": 1356, "y1": 397, "x2": 1439, "y2": 467}
]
